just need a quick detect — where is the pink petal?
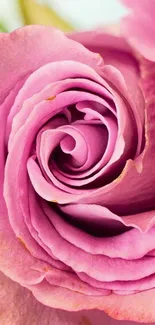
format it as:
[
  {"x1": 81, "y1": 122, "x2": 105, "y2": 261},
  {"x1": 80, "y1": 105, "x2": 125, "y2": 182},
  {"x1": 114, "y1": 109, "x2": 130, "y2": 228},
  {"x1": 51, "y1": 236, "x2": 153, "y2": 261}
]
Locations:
[
  {"x1": 0, "y1": 26, "x2": 100, "y2": 105},
  {"x1": 120, "y1": 0, "x2": 155, "y2": 61},
  {"x1": 0, "y1": 26, "x2": 101, "y2": 290},
  {"x1": 60, "y1": 204, "x2": 155, "y2": 258},
  {"x1": 0, "y1": 271, "x2": 137, "y2": 325},
  {"x1": 68, "y1": 29, "x2": 145, "y2": 127},
  {"x1": 30, "y1": 278, "x2": 155, "y2": 323},
  {"x1": 23, "y1": 190, "x2": 155, "y2": 284}
]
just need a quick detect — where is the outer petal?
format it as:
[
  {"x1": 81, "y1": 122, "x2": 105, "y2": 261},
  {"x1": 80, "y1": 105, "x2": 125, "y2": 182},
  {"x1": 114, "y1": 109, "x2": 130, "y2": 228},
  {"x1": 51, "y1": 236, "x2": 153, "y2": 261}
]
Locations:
[
  {"x1": 0, "y1": 268, "x2": 154, "y2": 324},
  {"x1": 0, "y1": 271, "x2": 139, "y2": 325},
  {"x1": 30, "y1": 279, "x2": 155, "y2": 323},
  {"x1": 0, "y1": 25, "x2": 100, "y2": 104},
  {"x1": 120, "y1": 0, "x2": 155, "y2": 61}
]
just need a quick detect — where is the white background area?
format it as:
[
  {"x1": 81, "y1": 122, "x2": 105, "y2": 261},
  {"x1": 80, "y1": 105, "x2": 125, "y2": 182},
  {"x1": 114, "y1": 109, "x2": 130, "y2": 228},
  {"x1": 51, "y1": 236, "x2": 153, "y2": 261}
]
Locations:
[{"x1": 0, "y1": 0, "x2": 128, "y2": 31}]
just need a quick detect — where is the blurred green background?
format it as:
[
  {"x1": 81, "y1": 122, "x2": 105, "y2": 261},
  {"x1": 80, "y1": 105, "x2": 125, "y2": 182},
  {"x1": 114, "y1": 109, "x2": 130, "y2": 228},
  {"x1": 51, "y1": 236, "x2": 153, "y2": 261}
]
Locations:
[{"x1": 0, "y1": 0, "x2": 127, "y2": 32}]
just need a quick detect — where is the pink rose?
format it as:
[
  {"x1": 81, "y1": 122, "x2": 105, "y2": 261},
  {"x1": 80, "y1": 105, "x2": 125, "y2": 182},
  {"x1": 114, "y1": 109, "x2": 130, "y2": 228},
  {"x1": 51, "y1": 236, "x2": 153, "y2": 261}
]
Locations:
[{"x1": 0, "y1": 24, "x2": 155, "y2": 324}]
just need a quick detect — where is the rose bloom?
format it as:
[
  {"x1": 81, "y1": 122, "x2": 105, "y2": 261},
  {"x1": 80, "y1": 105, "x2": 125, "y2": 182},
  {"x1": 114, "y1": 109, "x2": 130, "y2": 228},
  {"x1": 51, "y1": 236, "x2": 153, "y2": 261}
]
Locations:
[{"x1": 1, "y1": 10, "x2": 155, "y2": 325}]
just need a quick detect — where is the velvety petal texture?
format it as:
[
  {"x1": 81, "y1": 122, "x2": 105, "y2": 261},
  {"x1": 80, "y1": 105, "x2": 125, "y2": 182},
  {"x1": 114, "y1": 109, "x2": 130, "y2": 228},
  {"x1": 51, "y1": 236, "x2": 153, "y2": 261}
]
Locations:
[
  {"x1": 0, "y1": 24, "x2": 155, "y2": 323},
  {"x1": 1, "y1": 271, "x2": 143, "y2": 325}
]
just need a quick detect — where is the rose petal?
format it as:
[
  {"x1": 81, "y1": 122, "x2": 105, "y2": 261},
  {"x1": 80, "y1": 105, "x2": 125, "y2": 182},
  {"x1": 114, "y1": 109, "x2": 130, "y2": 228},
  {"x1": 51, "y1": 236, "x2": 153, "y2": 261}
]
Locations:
[
  {"x1": 28, "y1": 193, "x2": 155, "y2": 283},
  {"x1": 0, "y1": 26, "x2": 100, "y2": 104},
  {"x1": 59, "y1": 204, "x2": 155, "y2": 258},
  {"x1": 0, "y1": 25, "x2": 101, "y2": 287},
  {"x1": 120, "y1": 0, "x2": 155, "y2": 61},
  {"x1": 30, "y1": 278, "x2": 155, "y2": 323},
  {"x1": 78, "y1": 271, "x2": 155, "y2": 293},
  {"x1": 8, "y1": 60, "x2": 113, "y2": 149},
  {"x1": 68, "y1": 29, "x2": 145, "y2": 127},
  {"x1": 0, "y1": 271, "x2": 128, "y2": 325}
]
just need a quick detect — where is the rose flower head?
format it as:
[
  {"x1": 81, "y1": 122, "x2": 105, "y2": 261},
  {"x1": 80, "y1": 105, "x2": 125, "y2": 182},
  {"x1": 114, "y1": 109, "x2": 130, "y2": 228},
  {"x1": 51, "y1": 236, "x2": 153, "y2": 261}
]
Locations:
[{"x1": 0, "y1": 19, "x2": 155, "y2": 323}]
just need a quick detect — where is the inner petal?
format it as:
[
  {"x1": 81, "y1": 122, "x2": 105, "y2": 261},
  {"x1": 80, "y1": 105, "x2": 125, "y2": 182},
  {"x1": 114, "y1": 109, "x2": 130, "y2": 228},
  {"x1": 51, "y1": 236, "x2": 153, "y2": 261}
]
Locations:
[
  {"x1": 57, "y1": 123, "x2": 108, "y2": 171},
  {"x1": 50, "y1": 100, "x2": 118, "y2": 189},
  {"x1": 40, "y1": 125, "x2": 88, "y2": 171},
  {"x1": 59, "y1": 129, "x2": 87, "y2": 168},
  {"x1": 60, "y1": 135, "x2": 76, "y2": 153}
]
